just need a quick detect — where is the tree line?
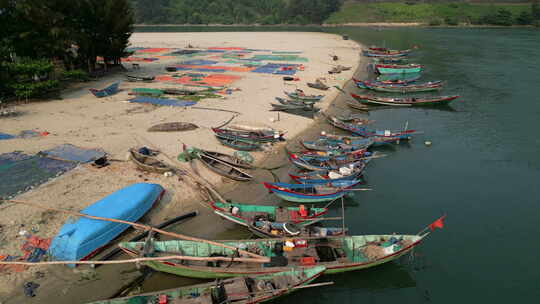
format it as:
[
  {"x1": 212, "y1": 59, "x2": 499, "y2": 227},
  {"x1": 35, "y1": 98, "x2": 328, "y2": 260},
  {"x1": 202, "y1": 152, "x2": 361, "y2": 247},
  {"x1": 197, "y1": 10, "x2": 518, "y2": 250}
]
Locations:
[
  {"x1": 132, "y1": 0, "x2": 342, "y2": 25},
  {"x1": 0, "y1": 0, "x2": 134, "y2": 100}
]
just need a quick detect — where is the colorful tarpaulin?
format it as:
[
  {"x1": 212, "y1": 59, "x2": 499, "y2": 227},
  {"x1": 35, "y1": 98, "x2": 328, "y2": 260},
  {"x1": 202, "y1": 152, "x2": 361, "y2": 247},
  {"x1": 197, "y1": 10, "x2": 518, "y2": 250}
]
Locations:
[
  {"x1": 156, "y1": 74, "x2": 241, "y2": 87},
  {"x1": 129, "y1": 97, "x2": 197, "y2": 107},
  {"x1": 135, "y1": 48, "x2": 172, "y2": 53}
]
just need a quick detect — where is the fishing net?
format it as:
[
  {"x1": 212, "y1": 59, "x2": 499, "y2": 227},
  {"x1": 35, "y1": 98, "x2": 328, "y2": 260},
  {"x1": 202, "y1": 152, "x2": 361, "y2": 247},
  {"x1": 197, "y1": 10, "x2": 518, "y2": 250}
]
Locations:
[
  {"x1": 233, "y1": 151, "x2": 254, "y2": 164},
  {"x1": 0, "y1": 152, "x2": 77, "y2": 199},
  {"x1": 177, "y1": 147, "x2": 202, "y2": 162}
]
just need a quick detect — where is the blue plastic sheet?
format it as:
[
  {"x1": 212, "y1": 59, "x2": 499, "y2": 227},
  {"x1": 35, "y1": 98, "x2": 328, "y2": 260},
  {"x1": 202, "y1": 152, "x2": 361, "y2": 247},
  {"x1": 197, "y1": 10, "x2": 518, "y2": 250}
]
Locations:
[
  {"x1": 0, "y1": 133, "x2": 15, "y2": 140},
  {"x1": 129, "y1": 97, "x2": 197, "y2": 107},
  {"x1": 181, "y1": 59, "x2": 218, "y2": 66}
]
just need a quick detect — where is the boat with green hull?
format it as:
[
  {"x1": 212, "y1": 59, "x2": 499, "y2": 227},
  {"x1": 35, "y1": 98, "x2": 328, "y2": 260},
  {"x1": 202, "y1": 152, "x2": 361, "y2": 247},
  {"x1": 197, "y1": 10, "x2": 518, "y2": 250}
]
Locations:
[
  {"x1": 375, "y1": 64, "x2": 423, "y2": 74},
  {"x1": 210, "y1": 202, "x2": 328, "y2": 227},
  {"x1": 86, "y1": 266, "x2": 326, "y2": 304},
  {"x1": 118, "y1": 234, "x2": 427, "y2": 279}
]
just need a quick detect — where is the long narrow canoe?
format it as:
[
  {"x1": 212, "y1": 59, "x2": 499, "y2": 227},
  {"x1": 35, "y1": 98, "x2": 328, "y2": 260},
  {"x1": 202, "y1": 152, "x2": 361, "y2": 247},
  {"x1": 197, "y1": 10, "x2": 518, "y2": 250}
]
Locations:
[
  {"x1": 288, "y1": 152, "x2": 368, "y2": 171},
  {"x1": 284, "y1": 91, "x2": 324, "y2": 102},
  {"x1": 270, "y1": 103, "x2": 317, "y2": 112},
  {"x1": 129, "y1": 149, "x2": 171, "y2": 174},
  {"x1": 377, "y1": 73, "x2": 421, "y2": 84},
  {"x1": 275, "y1": 97, "x2": 316, "y2": 106},
  {"x1": 263, "y1": 180, "x2": 362, "y2": 203},
  {"x1": 86, "y1": 266, "x2": 326, "y2": 304},
  {"x1": 362, "y1": 50, "x2": 410, "y2": 58},
  {"x1": 118, "y1": 234, "x2": 427, "y2": 278},
  {"x1": 375, "y1": 64, "x2": 423, "y2": 74},
  {"x1": 320, "y1": 133, "x2": 401, "y2": 146},
  {"x1": 49, "y1": 183, "x2": 165, "y2": 266},
  {"x1": 199, "y1": 150, "x2": 253, "y2": 169},
  {"x1": 198, "y1": 151, "x2": 253, "y2": 181},
  {"x1": 210, "y1": 202, "x2": 328, "y2": 227},
  {"x1": 354, "y1": 79, "x2": 443, "y2": 93},
  {"x1": 300, "y1": 137, "x2": 374, "y2": 152},
  {"x1": 324, "y1": 113, "x2": 416, "y2": 140},
  {"x1": 346, "y1": 100, "x2": 371, "y2": 111},
  {"x1": 216, "y1": 134, "x2": 262, "y2": 151},
  {"x1": 212, "y1": 127, "x2": 285, "y2": 143},
  {"x1": 351, "y1": 93, "x2": 460, "y2": 107},
  {"x1": 289, "y1": 163, "x2": 366, "y2": 184}
]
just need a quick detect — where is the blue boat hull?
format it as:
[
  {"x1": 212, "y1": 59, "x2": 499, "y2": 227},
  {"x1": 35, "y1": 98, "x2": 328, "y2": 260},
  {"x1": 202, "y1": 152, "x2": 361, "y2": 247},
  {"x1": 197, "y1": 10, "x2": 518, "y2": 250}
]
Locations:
[{"x1": 48, "y1": 183, "x2": 164, "y2": 265}]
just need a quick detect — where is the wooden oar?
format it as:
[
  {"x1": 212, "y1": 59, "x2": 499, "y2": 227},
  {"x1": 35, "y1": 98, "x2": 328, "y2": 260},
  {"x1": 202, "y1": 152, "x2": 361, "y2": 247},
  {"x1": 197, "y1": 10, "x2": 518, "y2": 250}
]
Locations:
[{"x1": 6, "y1": 199, "x2": 269, "y2": 262}]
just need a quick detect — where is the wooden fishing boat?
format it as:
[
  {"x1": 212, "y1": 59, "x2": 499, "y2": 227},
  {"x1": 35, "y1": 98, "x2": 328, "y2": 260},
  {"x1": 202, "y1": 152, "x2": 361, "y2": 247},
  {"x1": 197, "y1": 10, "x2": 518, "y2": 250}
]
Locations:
[
  {"x1": 270, "y1": 103, "x2": 319, "y2": 112},
  {"x1": 288, "y1": 152, "x2": 366, "y2": 171},
  {"x1": 375, "y1": 64, "x2": 423, "y2": 74},
  {"x1": 294, "y1": 149, "x2": 372, "y2": 162},
  {"x1": 212, "y1": 127, "x2": 284, "y2": 143},
  {"x1": 216, "y1": 134, "x2": 262, "y2": 151},
  {"x1": 129, "y1": 148, "x2": 172, "y2": 174},
  {"x1": 372, "y1": 57, "x2": 409, "y2": 64},
  {"x1": 147, "y1": 122, "x2": 198, "y2": 132},
  {"x1": 300, "y1": 138, "x2": 373, "y2": 152},
  {"x1": 197, "y1": 151, "x2": 253, "y2": 181},
  {"x1": 377, "y1": 73, "x2": 421, "y2": 84},
  {"x1": 89, "y1": 82, "x2": 119, "y2": 98},
  {"x1": 307, "y1": 81, "x2": 329, "y2": 90},
  {"x1": 86, "y1": 266, "x2": 327, "y2": 304},
  {"x1": 264, "y1": 179, "x2": 362, "y2": 203},
  {"x1": 289, "y1": 163, "x2": 366, "y2": 185},
  {"x1": 346, "y1": 100, "x2": 370, "y2": 111},
  {"x1": 118, "y1": 234, "x2": 427, "y2": 278},
  {"x1": 227, "y1": 123, "x2": 276, "y2": 133},
  {"x1": 199, "y1": 150, "x2": 253, "y2": 169},
  {"x1": 323, "y1": 113, "x2": 416, "y2": 140},
  {"x1": 49, "y1": 183, "x2": 165, "y2": 265},
  {"x1": 210, "y1": 202, "x2": 328, "y2": 227},
  {"x1": 354, "y1": 78, "x2": 443, "y2": 93},
  {"x1": 126, "y1": 74, "x2": 155, "y2": 82},
  {"x1": 362, "y1": 50, "x2": 410, "y2": 58},
  {"x1": 351, "y1": 93, "x2": 460, "y2": 107},
  {"x1": 284, "y1": 91, "x2": 324, "y2": 102},
  {"x1": 275, "y1": 97, "x2": 316, "y2": 106},
  {"x1": 320, "y1": 133, "x2": 403, "y2": 146},
  {"x1": 363, "y1": 47, "x2": 414, "y2": 56},
  {"x1": 248, "y1": 221, "x2": 347, "y2": 239}
]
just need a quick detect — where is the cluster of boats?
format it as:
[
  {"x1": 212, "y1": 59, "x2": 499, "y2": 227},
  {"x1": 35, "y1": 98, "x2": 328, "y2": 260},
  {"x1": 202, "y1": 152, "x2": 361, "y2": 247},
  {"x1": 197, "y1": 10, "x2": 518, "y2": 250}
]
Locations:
[{"x1": 352, "y1": 46, "x2": 460, "y2": 107}]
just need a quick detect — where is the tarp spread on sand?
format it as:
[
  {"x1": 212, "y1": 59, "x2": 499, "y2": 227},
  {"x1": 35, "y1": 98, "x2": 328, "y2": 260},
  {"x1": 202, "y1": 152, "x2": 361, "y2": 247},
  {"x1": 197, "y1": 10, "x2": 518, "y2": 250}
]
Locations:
[
  {"x1": 129, "y1": 97, "x2": 197, "y2": 107},
  {"x1": 0, "y1": 133, "x2": 15, "y2": 140},
  {"x1": 38, "y1": 144, "x2": 106, "y2": 163},
  {"x1": 0, "y1": 152, "x2": 77, "y2": 199}
]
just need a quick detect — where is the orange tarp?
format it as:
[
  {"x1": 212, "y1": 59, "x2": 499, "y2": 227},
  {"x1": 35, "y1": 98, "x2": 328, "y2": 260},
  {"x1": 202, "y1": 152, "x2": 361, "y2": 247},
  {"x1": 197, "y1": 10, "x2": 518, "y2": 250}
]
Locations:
[{"x1": 155, "y1": 74, "x2": 241, "y2": 87}]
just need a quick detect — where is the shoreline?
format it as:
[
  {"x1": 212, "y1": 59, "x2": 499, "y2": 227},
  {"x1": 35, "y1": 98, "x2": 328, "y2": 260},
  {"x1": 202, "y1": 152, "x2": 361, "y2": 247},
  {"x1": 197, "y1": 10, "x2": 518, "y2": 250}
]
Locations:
[
  {"x1": 133, "y1": 23, "x2": 539, "y2": 29},
  {"x1": 0, "y1": 31, "x2": 365, "y2": 303}
]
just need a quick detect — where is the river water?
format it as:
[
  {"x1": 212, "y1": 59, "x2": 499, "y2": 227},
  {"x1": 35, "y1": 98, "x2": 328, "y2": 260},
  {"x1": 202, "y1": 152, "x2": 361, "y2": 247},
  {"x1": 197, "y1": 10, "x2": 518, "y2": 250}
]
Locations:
[{"x1": 136, "y1": 26, "x2": 540, "y2": 303}]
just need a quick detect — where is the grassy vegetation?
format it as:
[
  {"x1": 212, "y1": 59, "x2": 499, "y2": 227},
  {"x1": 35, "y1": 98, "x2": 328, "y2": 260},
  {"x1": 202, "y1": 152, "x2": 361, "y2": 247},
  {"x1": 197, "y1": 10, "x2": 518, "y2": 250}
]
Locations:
[{"x1": 326, "y1": 2, "x2": 532, "y2": 25}]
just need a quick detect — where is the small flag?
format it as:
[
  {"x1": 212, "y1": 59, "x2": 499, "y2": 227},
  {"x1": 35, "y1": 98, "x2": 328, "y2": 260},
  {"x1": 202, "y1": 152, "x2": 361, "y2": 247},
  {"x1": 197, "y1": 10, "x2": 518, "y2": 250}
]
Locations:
[{"x1": 429, "y1": 215, "x2": 446, "y2": 231}]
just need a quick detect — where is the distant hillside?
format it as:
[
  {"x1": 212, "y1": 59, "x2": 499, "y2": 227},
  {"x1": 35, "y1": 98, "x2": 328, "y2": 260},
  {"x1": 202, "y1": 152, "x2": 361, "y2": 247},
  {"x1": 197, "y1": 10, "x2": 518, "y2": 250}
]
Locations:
[{"x1": 326, "y1": 1, "x2": 538, "y2": 25}]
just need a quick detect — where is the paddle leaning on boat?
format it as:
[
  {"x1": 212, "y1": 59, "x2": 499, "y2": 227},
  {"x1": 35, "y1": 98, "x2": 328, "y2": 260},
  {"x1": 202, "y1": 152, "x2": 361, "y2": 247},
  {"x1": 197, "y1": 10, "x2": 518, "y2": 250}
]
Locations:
[
  {"x1": 351, "y1": 93, "x2": 460, "y2": 107},
  {"x1": 86, "y1": 267, "x2": 329, "y2": 304}
]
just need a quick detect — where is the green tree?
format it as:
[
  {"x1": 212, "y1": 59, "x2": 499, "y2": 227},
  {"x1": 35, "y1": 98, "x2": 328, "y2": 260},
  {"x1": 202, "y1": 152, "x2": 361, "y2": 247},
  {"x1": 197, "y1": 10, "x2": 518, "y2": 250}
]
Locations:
[{"x1": 532, "y1": 0, "x2": 540, "y2": 20}]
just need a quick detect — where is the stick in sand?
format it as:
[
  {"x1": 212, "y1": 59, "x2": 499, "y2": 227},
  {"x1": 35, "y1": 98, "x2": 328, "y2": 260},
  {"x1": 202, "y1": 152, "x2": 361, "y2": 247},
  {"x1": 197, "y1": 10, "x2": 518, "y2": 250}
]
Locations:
[{"x1": 6, "y1": 199, "x2": 269, "y2": 261}]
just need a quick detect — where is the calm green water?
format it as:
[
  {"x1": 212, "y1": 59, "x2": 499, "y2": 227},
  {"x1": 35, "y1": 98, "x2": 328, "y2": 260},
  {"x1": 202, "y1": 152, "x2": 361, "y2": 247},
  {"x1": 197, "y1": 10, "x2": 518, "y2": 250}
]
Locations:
[{"x1": 136, "y1": 27, "x2": 540, "y2": 303}]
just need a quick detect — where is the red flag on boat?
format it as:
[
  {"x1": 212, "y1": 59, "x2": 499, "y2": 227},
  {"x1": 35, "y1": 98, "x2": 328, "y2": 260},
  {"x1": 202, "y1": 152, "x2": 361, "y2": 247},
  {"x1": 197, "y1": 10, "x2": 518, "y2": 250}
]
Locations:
[{"x1": 429, "y1": 215, "x2": 446, "y2": 231}]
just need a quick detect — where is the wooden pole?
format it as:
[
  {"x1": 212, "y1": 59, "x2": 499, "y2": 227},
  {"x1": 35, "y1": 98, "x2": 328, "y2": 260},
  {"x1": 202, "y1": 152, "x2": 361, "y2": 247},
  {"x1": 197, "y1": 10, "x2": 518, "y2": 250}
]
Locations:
[
  {"x1": 6, "y1": 199, "x2": 268, "y2": 261},
  {"x1": 0, "y1": 255, "x2": 269, "y2": 267}
]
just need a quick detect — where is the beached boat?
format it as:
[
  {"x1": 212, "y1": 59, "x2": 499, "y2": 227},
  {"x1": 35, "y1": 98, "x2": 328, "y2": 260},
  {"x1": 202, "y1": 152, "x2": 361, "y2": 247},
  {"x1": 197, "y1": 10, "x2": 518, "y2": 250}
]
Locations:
[
  {"x1": 147, "y1": 122, "x2": 198, "y2": 132},
  {"x1": 126, "y1": 75, "x2": 155, "y2": 82},
  {"x1": 210, "y1": 202, "x2": 328, "y2": 227},
  {"x1": 284, "y1": 91, "x2": 324, "y2": 102},
  {"x1": 375, "y1": 64, "x2": 423, "y2": 74},
  {"x1": 197, "y1": 151, "x2": 253, "y2": 181},
  {"x1": 346, "y1": 100, "x2": 371, "y2": 111},
  {"x1": 288, "y1": 152, "x2": 367, "y2": 171},
  {"x1": 307, "y1": 80, "x2": 329, "y2": 90},
  {"x1": 320, "y1": 133, "x2": 402, "y2": 146},
  {"x1": 212, "y1": 127, "x2": 284, "y2": 143},
  {"x1": 215, "y1": 134, "x2": 262, "y2": 151},
  {"x1": 351, "y1": 93, "x2": 460, "y2": 107},
  {"x1": 354, "y1": 79, "x2": 443, "y2": 93},
  {"x1": 270, "y1": 103, "x2": 320, "y2": 113},
  {"x1": 86, "y1": 266, "x2": 326, "y2": 304},
  {"x1": 49, "y1": 183, "x2": 165, "y2": 265},
  {"x1": 275, "y1": 97, "x2": 316, "y2": 106},
  {"x1": 289, "y1": 163, "x2": 366, "y2": 184},
  {"x1": 263, "y1": 180, "x2": 362, "y2": 203},
  {"x1": 89, "y1": 82, "x2": 119, "y2": 98},
  {"x1": 199, "y1": 150, "x2": 253, "y2": 169},
  {"x1": 118, "y1": 233, "x2": 426, "y2": 278},
  {"x1": 294, "y1": 149, "x2": 372, "y2": 162},
  {"x1": 129, "y1": 148, "x2": 172, "y2": 174}
]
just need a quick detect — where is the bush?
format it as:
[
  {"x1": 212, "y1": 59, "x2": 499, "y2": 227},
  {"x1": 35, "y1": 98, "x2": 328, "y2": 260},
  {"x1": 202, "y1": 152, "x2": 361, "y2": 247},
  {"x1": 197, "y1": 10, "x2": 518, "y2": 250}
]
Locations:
[
  {"x1": 444, "y1": 16, "x2": 459, "y2": 25},
  {"x1": 428, "y1": 18, "x2": 443, "y2": 26},
  {"x1": 516, "y1": 11, "x2": 532, "y2": 25},
  {"x1": 62, "y1": 69, "x2": 89, "y2": 81}
]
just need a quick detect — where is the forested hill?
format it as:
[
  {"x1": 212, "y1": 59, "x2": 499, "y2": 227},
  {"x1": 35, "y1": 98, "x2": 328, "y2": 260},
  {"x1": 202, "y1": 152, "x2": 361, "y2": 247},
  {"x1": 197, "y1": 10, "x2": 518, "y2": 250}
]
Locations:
[{"x1": 131, "y1": 0, "x2": 342, "y2": 25}]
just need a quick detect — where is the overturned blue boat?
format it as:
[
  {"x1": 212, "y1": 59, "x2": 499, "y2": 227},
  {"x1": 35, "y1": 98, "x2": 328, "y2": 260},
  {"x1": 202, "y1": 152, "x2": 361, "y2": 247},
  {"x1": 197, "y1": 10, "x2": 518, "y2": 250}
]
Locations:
[{"x1": 48, "y1": 183, "x2": 165, "y2": 266}]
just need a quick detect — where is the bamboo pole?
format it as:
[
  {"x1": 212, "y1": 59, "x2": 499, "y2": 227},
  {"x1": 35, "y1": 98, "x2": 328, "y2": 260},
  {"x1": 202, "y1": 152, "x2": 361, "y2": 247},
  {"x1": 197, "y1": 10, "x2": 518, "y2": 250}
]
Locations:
[
  {"x1": 6, "y1": 199, "x2": 268, "y2": 261},
  {"x1": 0, "y1": 255, "x2": 269, "y2": 267}
]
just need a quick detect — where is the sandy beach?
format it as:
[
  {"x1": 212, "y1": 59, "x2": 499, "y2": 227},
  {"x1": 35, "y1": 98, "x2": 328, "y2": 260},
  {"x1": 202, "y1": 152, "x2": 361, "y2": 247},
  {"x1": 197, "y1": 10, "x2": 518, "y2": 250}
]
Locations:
[{"x1": 0, "y1": 31, "x2": 363, "y2": 302}]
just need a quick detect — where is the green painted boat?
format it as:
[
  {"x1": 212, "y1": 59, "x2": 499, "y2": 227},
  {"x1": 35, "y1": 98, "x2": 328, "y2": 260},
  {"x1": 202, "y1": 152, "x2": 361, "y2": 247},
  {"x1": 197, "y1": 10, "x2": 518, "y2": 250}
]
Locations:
[
  {"x1": 216, "y1": 134, "x2": 262, "y2": 151},
  {"x1": 118, "y1": 233, "x2": 427, "y2": 279},
  {"x1": 375, "y1": 64, "x2": 423, "y2": 74},
  {"x1": 86, "y1": 266, "x2": 326, "y2": 304},
  {"x1": 210, "y1": 202, "x2": 328, "y2": 227}
]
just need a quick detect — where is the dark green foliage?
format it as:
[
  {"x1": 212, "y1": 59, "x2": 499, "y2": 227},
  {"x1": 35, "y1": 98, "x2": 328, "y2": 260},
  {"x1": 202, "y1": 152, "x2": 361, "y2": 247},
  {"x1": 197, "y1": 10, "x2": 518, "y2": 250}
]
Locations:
[
  {"x1": 62, "y1": 69, "x2": 90, "y2": 81},
  {"x1": 131, "y1": 0, "x2": 342, "y2": 25},
  {"x1": 516, "y1": 11, "x2": 532, "y2": 25},
  {"x1": 444, "y1": 16, "x2": 459, "y2": 26},
  {"x1": 2, "y1": 59, "x2": 60, "y2": 99},
  {"x1": 533, "y1": 0, "x2": 540, "y2": 20}
]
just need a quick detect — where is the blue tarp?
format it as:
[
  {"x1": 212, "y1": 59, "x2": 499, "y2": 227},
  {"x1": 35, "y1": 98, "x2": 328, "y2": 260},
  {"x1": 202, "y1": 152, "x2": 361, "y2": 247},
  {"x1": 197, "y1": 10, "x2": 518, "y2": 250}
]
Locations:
[
  {"x1": 129, "y1": 97, "x2": 197, "y2": 107},
  {"x1": 274, "y1": 69, "x2": 296, "y2": 75},
  {"x1": 0, "y1": 133, "x2": 15, "y2": 140},
  {"x1": 39, "y1": 144, "x2": 106, "y2": 163},
  {"x1": 252, "y1": 63, "x2": 298, "y2": 75}
]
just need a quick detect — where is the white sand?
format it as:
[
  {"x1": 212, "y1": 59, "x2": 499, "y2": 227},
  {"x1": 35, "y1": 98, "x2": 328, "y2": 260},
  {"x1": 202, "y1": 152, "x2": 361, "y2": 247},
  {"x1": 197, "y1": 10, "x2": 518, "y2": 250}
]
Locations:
[{"x1": 0, "y1": 32, "x2": 362, "y2": 300}]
